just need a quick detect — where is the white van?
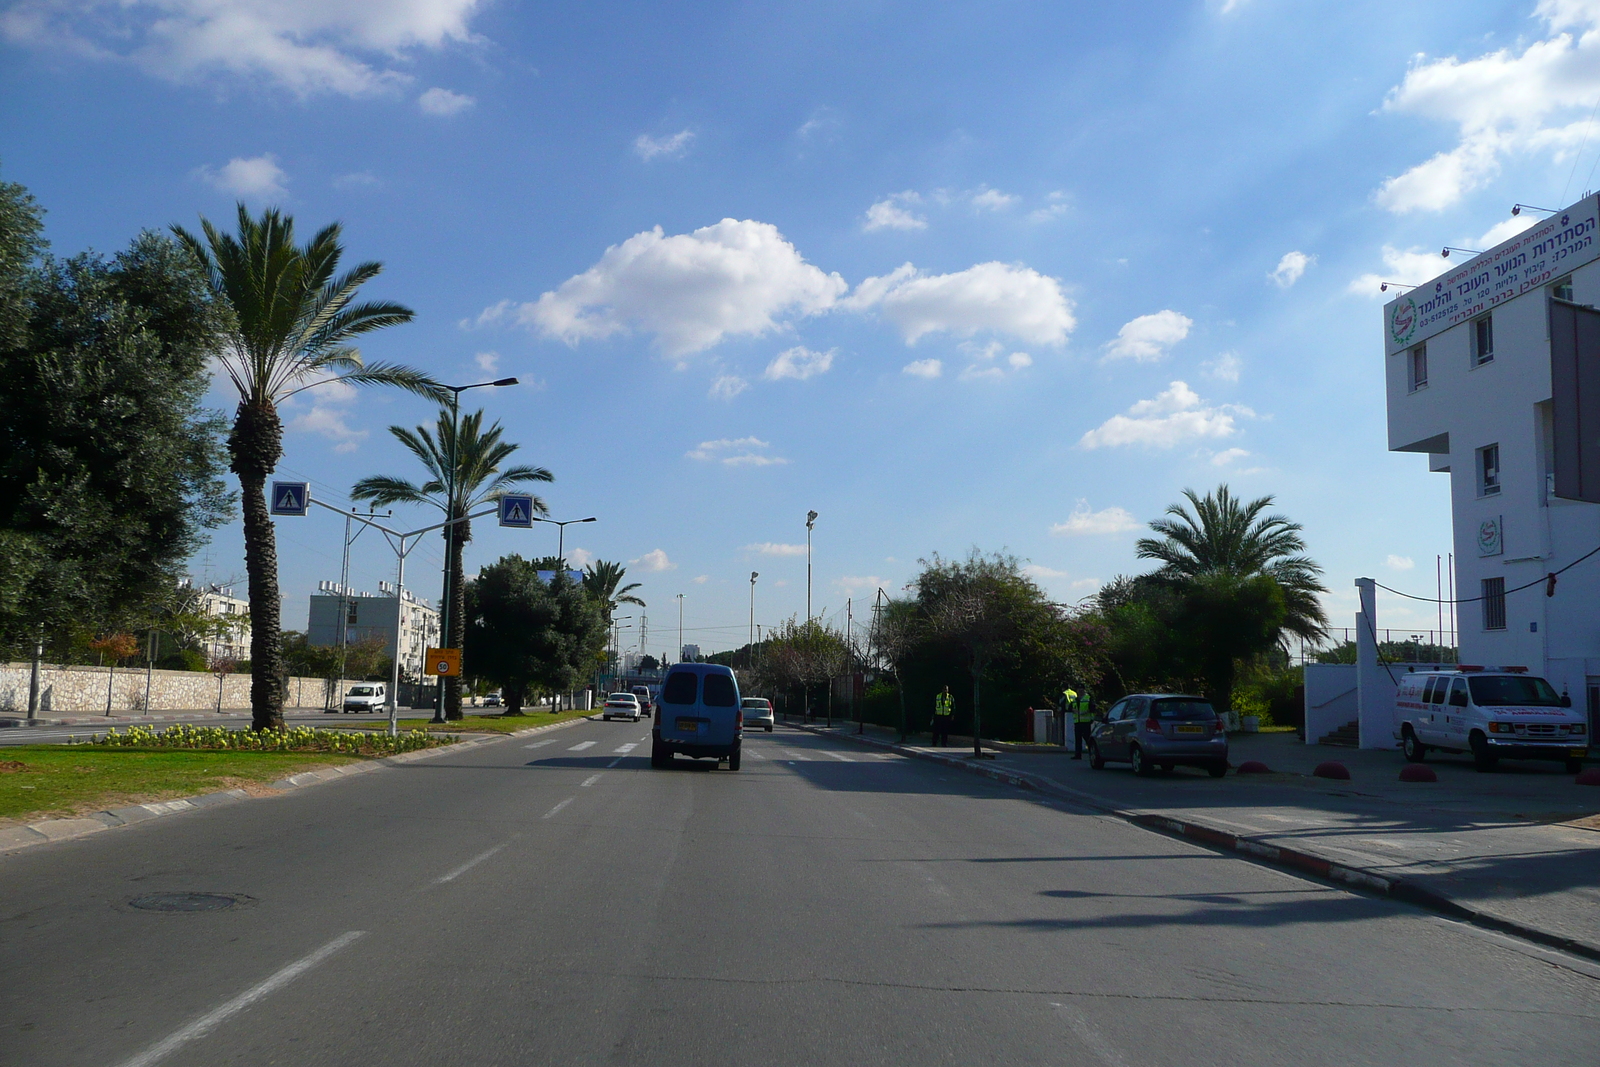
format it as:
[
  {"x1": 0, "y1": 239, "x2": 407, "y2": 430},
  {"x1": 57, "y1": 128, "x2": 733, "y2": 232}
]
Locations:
[
  {"x1": 1393, "y1": 667, "x2": 1587, "y2": 772},
  {"x1": 343, "y1": 683, "x2": 387, "y2": 713}
]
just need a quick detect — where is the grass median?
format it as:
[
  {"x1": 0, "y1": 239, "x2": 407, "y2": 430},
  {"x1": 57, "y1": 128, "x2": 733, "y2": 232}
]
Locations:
[{"x1": 339, "y1": 707, "x2": 604, "y2": 734}]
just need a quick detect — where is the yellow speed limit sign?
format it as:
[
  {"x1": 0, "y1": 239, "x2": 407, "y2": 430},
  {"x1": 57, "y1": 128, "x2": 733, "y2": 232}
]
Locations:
[{"x1": 425, "y1": 648, "x2": 461, "y2": 677}]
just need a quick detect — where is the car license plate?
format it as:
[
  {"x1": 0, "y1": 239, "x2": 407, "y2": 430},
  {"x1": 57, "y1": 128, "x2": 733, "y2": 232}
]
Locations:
[
  {"x1": 1176, "y1": 725, "x2": 1203, "y2": 734},
  {"x1": 1571, "y1": 748, "x2": 1588, "y2": 757},
  {"x1": 677, "y1": 719, "x2": 700, "y2": 733}
]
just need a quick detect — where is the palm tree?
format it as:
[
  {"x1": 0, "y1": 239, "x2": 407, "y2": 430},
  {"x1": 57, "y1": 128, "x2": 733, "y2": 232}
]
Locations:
[
  {"x1": 174, "y1": 205, "x2": 442, "y2": 731},
  {"x1": 351, "y1": 408, "x2": 552, "y2": 718},
  {"x1": 1134, "y1": 483, "x2": 1328, "y2": 644},
  {"x1": 582, "y1": 560, "x2": 645, "y2": 624}
]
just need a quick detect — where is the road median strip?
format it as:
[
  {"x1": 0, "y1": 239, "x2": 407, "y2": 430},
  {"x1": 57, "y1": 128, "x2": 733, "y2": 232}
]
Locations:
[
  {"x1": 0, "y1": 714, "x2": 600, "y2": 857},
  {"x1": 784, "y1": 720, "x2": 1600, "y2": 965}
]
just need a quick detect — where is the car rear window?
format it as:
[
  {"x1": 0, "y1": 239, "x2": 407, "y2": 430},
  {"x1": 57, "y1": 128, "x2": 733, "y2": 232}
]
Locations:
[
  {"x1": 742, "y1": 698, "x2": 769, "y2": 709},
  {"x1": 702, "y1": 673, "x2": 737, "y2": 707},
  {"x1": 1150, "y1": 698, "x2": 1216, "y2": 721},
  {"x1": 661, "y1": 671, "x2": 698, "y2": 705}
]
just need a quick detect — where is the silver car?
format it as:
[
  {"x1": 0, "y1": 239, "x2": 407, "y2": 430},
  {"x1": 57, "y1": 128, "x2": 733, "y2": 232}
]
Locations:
[
  {"x1": 741, "y1": 696, "x2": 775, "y2": 732},
  {"x1": 1089, "y1": 694, "x2": 1228, "y2": 777}
]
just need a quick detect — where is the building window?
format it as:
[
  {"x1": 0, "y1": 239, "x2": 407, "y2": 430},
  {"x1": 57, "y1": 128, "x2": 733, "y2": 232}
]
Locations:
[
  {"x1": 1481, "y1": 577, "x2": 1506, "y2": 631},
  {"x1": 1472, "y1": 314, "x2": 1494, "y2": 366},
  {"x1": 1409, "y1": 344, "x2": 1428, "y2": 391},
  {"x1": 1478, "y1": 443, "x2": 1500, "y2": 496},
  {"x1": 347, "y1": 601, "x2": 358, "y2": 624},
  {"x1": 1553, "y1": 276, "x2": 1574, "y2": 303}
]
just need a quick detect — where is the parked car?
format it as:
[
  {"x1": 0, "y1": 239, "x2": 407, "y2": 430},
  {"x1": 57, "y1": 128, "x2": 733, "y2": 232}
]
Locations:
[
  {"x1": 741, "y1": 696, "x2": 775, "y2": 732},
  {"x1": 631, "y1": 685, "x2": 653, "y2": 718},
  {"x1": 483, "y1": 691, "x2": 502, "y2": 707},
  {"x1": 602, "y1": 693, "x2": 642, "y2": 722},
  {"x1": 652, "y1": 663, "x2": 742, "y2": 770},
  {"x1": 1394, "y1": 667, "x2": 1587, "y2": 772},
  {"x1": 343, "y1": 683, "x2": 387, "y2": 713},
  {"x1": 1088, "y1": 694, "x2": 1228, "y2": 777}
]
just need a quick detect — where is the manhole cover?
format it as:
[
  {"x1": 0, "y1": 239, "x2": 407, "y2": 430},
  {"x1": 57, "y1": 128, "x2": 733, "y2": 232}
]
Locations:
[{"x1": 128, "y1": 892, "x2": 241, "y2": 912}]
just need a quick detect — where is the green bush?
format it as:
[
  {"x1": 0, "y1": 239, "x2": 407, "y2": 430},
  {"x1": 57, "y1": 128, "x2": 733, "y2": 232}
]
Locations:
[
  {"x1": 158, "y1": 649, "x2": 207, "y2": 671},
  {"x1": 77, "y1": 723, "x2": 450, "y2": 756}
]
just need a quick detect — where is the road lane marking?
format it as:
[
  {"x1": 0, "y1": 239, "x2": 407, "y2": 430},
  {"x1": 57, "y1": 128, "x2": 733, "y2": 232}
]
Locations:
[
  {"x1": 433, "y1": 842, "x2": 512, "y2": 885},
  {"x1": 606, "y1": 756, "x2": 623, "y2": 768},
  {"x1": 783, "y1": 750, "x2": 805, "y2": 760},
  {"x1": 523, "y1": 740, "x2": 556, "y2": 749},
  {"x1": 747, "y1": 751, "x2": 766, "y2": 760},
  {"x1": 568, "y1": 741, "x2": 597, "y2": 751},
  {"x1": 542, "y1": 797, "x2": 574, "y2": 819},
  {"x1": 113, "y1": 931, "x2": 366, "y2": 1067},
  {"x1": 825, "y1": 751, "x2": 853, "y2": 762},
  {"x1": 581, "y1": 775, "x2": 601, "y2": 787},
  {"x1": 614, "y1": 743, "x2": 637, "y2": 753}
]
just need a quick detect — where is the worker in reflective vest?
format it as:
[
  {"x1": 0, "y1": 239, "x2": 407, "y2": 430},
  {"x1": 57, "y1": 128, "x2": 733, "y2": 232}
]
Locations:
[
  {"x1": 932, "y1": 685, "x2": 954, "y2": 747},
  {"x1": 1069, "y1": 689, "x2": 1094, "y2": 759}
]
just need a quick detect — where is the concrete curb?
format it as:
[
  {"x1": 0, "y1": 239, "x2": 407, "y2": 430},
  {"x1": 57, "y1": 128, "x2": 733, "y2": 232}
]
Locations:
[
  {"x1": 785, "y1": 721, "x2": 1600, "y2": 966},
  {"x1": 0, "y1": 714, "x2": 598, "y2": 858}
]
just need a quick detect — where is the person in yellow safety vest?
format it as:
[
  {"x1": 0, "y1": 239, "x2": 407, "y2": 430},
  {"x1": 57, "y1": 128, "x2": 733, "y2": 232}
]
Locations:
[
  {"x1": 1067, "y1": 688, "x2": 1094, "y2": 759},
  {"x1": 932, "y1": 685, "x2": 954, "y2": 747}
]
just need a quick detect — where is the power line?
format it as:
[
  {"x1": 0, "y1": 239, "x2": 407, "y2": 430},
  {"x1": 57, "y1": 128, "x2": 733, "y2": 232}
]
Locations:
[{"x1": 1373, "y1": 540, "x2": 1600, "y2": 604}]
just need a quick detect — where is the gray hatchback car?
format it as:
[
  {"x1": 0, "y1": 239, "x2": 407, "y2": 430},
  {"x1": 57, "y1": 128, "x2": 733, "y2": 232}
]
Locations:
[{"x1": 1088, "y1": 694, "x2": 1228, "y2": 777}]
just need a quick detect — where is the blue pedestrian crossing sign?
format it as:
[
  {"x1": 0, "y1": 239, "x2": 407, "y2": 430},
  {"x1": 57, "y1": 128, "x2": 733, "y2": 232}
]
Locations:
[
  {"x1": 270, "y1": 481, "x2": 309, "y2": 517},
  {"x1": 498, "y1": 494, "x2": 535, "y2": 528}
]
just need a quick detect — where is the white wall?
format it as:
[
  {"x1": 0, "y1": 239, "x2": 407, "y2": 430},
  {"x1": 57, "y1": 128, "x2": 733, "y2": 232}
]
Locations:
[{"x1": 1303, "y1": 663, "x2": 1357, "y2": 744}]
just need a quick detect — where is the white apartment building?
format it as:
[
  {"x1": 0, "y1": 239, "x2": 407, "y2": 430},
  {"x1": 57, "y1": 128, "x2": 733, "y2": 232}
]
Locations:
[
  {"x1": 306, "y1": 581, "x2": 439, "y2": 680},
  {"x1": 1384, "y1": 193, "x2": 1600, "y2": 731},
  {"x1": 178, "y1": 580, "x2": 252, "y2": 662}
]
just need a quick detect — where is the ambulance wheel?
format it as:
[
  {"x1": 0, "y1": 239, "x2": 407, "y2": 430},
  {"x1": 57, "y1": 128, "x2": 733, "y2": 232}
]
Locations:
[{"x1": 1402, "y1": 729, "x2": 1427, "y2": 763}]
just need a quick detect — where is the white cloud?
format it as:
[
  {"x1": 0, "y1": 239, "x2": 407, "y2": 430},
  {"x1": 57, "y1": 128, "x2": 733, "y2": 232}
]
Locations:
[
  {"x1": 845, "y1": 261, "x2": 1075, "y2": 346},
  {"x1": 1203, "y1": 352, "x2": 1242, "y2": 382},
  {"x1": 419, "y1": 86, "x2": 474, "y2": 115},
  {"x1": 1103, "y1": 309, "x2": 1192, "y2": 362},
  {"x1": 970, "y1": 187, "x2": 1018, "y2": 211},
  {"x1": 863, "y1": 192, "x2": 927, "y2": 232},
  {"x1": 686, "y1": 436, "x2": 787, "y2": 466},
  {"x1": 1022, "y1": 563, "x2": 1071, "y2": 579},
  {"x1": 834, "y1": 575, "x2": 887, "y2": 596},
  {"x1": 957, "y1": 340, "x2": 1031, "y2": 380},
  {"x1": 763, "y1": 346, "x2": 834, "y2": 381},
  {"x1": 286, "y1": 379, "x2": 365, "y2": 452},
  {"x1": 1079, "y1": 381, "x2": 1253, "y2": 449},
  {"x1": 2, "y1": 0, "x2": 483, "y2": 97},
  {"x1": 474, "y1": 350, "x2": 500, "y2": 373},
  {"x1": 1269, "y1": 250, "x2": 1315, "y2": 288},
  {"x1": 745, "y1": 542, "x2": 807, "y2": 556},
  {"x1": 709, "y1": 375, "x2": 748, "y2": 401},
  {"x1": 196, "y1": 153, "x2": 287, "y2": 198},
  {"x1": 1008, "y1": 351, "x2": 1032, "y2": 369},
  {"x1": 1375, "y1": 2, "x2": 1600, "y2": 212},
  {"x1": 902, "y1": 358, "x2": 942, "y2": 379},
  {"x1": 1028, "y1": 190, "x2": 1071, "y2": 223},
  {"x1": 631, "y1": 549, "x2": 676, "y2": 572},
  {"x1": 1050, "y1": 501, "x2": 1141, "y2": 536},
  {"x1": 566, "y1": 547, "x2": 593, "y2": 568},
  {"x1": 692, "y1": 574, "x2": 709, "y2": 584},
  {"x1": 1349, "y1": 214, "x2": 1541, "y2": 296},
  {"x1": 498, "y1": 219, "x2": 846, "y2": 357},
  {"x1": 1211, "y1": 447, "x2": 1251, "y2": 466},
  {"x1": 634, "y1": 129, "x2": 694, "y2": 160},
  {"x1": 1386, "y1": 554, "x2": 1416, "y2": 571}
]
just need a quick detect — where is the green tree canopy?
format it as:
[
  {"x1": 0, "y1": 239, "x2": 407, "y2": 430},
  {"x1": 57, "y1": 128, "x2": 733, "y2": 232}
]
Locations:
[
  {"x1": 0, "y1": 177, "x2": 231, "y2": 653},
  {"x1": 581, "y1": 560, "x2": 644, "y2": 624},
  {"x1": 463, "y1": 555, "x2": 606, "y2": 713}
]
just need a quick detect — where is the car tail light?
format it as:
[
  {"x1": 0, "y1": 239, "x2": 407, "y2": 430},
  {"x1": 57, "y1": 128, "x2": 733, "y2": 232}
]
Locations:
[
  {"x1": 1144, "y1": 717, "x2": 1160, "y2": 733},
  {"x1": 1211, "y1": 718, "x2": 1225, "y2": 734},
  {"x1": 736, "y1": 711, "x2": 743, "y2": 729}
]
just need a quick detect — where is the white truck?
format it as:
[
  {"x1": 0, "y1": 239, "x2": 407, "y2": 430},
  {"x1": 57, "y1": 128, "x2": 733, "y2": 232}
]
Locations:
[{"x1": 1393, "y1": 667, "x2": 1587, "y2": 773}]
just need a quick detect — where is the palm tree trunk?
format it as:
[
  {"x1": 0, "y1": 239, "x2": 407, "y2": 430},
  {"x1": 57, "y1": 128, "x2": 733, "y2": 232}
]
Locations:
[
  {"x1": 231, "y1": 400, "x2": 286, "y2": 731},
  {"x1": 445, "y1": 519, "x2": 467, "y2": 720}
]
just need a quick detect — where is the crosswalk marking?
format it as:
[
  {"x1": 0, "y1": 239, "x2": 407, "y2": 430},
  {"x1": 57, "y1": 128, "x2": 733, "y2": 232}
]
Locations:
[
  {"x1": 783, "y1": 750, "x2": 805, "y2": 760},
  {"x1": 523, "y1": 740, "x2": 556, "y2": 749},
  {"x1": 580, "y1": 775, "x2": 601, "y2": 787},
  {"x1": 825, "y1": 751, "x2": 854, "y2": 762},
  {"x1": 568, "y1": 741, "x2": 596, "y2": 751},
  {"x1": 747, "y1": 751, "x2": 766, "y2": 760},
  {"x1": 614, "y1": 743, "x2": 637, "y2": 753}
]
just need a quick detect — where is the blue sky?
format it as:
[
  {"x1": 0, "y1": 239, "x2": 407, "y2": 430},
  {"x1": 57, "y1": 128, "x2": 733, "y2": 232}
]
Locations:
[{"x1": 6, "y1": 0, "x2": 1600, "y2": 658}]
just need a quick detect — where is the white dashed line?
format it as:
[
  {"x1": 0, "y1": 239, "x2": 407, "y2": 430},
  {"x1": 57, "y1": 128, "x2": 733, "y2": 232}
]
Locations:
[
  {"x1": 747, "y1": 751, "x2": 766, "y2": 760},
  {"x1": 614, "y1": 743, "x2": 637, "y2": 753},
  {"x1": 433, "y1": 841, "x2": 511, "y2": 885},
  {"x1": 568, "y1": 741, "x2": 597, "y2": 751},
  {"x1": 523, "y1": 740, "x2": 556, "y2": 749},
  {"x1": 783, "y1": 750, "x2": 805, "y2": 760},
  {"x1": 580, "y1": 775, "x2": 601, "y2": 787},
  {"x1": 542, "y1": 798, "x2": 574, "y2": 819},
  {"x1": 825, "y1": 751, "x2": 853, "y2": 762}
]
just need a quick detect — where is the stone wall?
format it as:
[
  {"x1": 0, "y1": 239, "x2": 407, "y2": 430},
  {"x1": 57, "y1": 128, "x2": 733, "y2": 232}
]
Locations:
[{"x1": 0, "y1": 664, "x2": 350, "y2": 714}]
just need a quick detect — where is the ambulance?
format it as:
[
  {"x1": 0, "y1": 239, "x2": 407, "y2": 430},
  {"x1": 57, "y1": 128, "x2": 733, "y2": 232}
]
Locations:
[{"x1": 1392, "y1": 666, "x2": 1587, "y2": 773}]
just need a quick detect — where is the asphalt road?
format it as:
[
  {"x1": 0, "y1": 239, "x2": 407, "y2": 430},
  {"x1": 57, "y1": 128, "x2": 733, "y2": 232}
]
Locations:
[{"x1": 2, "y1": 719, "x2": 1597, "y2": 1066}]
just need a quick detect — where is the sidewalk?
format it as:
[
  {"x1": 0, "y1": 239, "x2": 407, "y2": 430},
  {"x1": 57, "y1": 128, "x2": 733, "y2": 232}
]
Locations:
[
  {"x1": 0, "y1": 708, "x2": 388, "y2": 728},
  {"x1": 788, "y1": 719, "x2": 1600, "y2": 961}
]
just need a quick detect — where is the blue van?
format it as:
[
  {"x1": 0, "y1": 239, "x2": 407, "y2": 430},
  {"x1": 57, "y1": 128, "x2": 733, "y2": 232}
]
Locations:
[{"x1": 651, "y1": 663, "x2": 743, "y2": 770}]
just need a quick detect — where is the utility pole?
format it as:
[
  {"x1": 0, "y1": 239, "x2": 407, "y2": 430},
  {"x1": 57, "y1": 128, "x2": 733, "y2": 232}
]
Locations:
[
  {"x1": 676, "y1": 593, "x2": 685, "y2": 663},
  {"x1": 805, "y1": 510, "x2": 818, "y2": 623},
  {"x1": 27, "y1": 625, "x2": 42, "y2": 721},
  {"x1": 749, "y1": 571, "x2": 759, "y2": 656},
  {"x1": 336, "y1": 508, "x2": 387, "y2": 713}
]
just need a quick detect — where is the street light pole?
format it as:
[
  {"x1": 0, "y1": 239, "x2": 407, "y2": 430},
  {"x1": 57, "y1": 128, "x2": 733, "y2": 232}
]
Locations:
[
  {"x1": 676, "y1": 593, "x2": 685, "y2": 663},
  {"x1": 749, "y1": 571, "x2": 759, "y2": 654},
  {"x1": 805, "y1": 510, "x2": 817, "y2": 623},
  {"x1": 531, "y1": 516, "x2": 598, "y2": 568},
  {"x1": 436, "y1": 377, "x2": 518, "y2": 723}
]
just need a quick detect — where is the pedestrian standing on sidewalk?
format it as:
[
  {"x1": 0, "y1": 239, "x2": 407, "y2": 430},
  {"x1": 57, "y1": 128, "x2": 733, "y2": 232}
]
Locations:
[
  {"x1": 1070, "y1": 688, "x2": 1094, "y2": 759},
  {"x1": 932, "y1": 685, "x2": 954, "y2": 747}
]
